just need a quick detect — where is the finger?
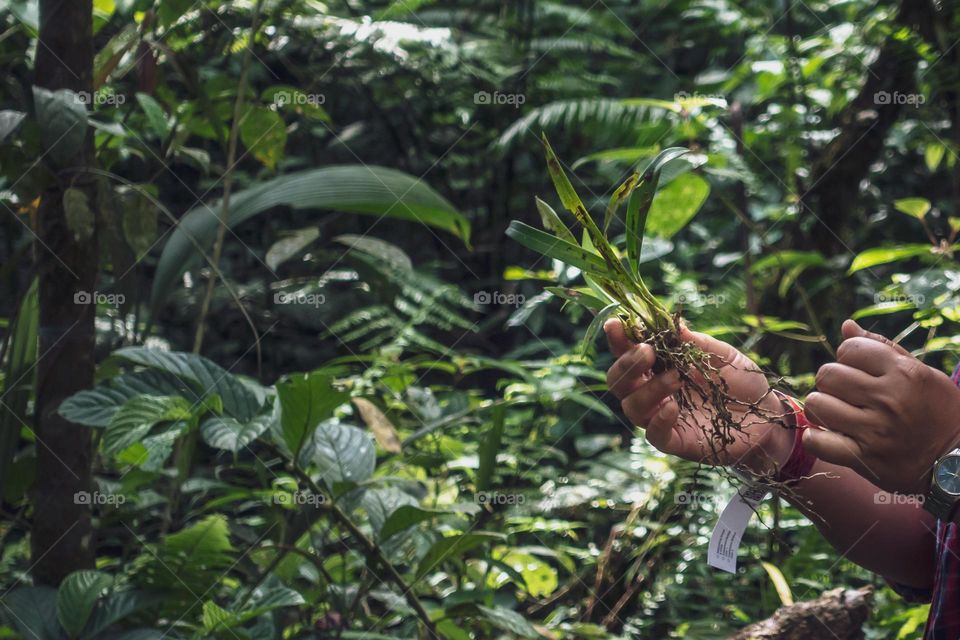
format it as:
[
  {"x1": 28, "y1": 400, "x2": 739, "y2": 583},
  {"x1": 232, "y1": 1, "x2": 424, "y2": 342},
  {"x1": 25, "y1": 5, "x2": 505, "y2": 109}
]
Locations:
[
  {"x1": 802, "y1": 428, "x2": 871, "y2": 478},
  {"x1": 645, "y1": 397, "x2": 682, "y2": 454},
  {"x1": 842, "y1": 319, "x2": 910, "y2": 356},
  {"x1": 680, "y1": 325, "x2": 740, "y2": 370},
  {"x1": 621, "y1": 370, "x2": 682, "y2": 424},
  {"x1": 814, "y1": 362, "x2": 880, "y2": 403},
  {"x1": 803, "y1": 391, "x2": 869, "y2": 435},
  {"x1": 604, "y1": 319, "x2": 632, "y2": 358},
  {"x1": 606, "y1": 344, "x2": 656, "y2": 399},
  {"x1": 835, "y1": 336, "x2": 898, "y2": 377}
]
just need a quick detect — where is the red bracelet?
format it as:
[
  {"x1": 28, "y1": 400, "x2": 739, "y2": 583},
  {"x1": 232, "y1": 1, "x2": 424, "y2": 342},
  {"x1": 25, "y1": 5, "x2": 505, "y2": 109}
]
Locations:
[{"x1": 774, "y1": 392, "x2": 819, "y2": 483}]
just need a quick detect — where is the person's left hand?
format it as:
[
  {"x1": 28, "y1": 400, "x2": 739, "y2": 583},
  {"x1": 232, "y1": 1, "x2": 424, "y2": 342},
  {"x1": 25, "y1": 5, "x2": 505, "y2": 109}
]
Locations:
[{"x1": 803, "y1": 319, "x2": 960, "y2": 495}]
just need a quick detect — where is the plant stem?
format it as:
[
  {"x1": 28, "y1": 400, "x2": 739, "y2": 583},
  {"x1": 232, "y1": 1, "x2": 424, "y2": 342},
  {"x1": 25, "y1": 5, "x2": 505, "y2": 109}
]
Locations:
[{"x1": 193, "y1": 0, "x2": 265, "y2": 354}]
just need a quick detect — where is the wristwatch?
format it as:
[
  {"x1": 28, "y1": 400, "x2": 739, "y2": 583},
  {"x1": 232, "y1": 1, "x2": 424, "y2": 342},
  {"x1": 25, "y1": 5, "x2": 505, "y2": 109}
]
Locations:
[{"x1": 924, "y1": 447, "x2": 960, "y2": 522}]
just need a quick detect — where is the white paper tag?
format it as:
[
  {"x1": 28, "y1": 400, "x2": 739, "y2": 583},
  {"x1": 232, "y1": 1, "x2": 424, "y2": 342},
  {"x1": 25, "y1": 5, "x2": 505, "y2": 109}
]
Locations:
[{"x1": 707, "y1": 484, "x2": 768, "y2": 573}]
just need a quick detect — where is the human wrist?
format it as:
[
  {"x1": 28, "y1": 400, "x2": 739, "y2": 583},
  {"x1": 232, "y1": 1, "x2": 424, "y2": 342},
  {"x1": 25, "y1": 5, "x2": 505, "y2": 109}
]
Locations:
[{"x1": 736, "y1": 392, "x2": 796, "y2": 477}]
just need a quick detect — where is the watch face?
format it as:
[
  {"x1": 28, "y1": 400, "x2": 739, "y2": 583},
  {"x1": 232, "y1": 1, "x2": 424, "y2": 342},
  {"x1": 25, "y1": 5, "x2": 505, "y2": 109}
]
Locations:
[{"x1": 936, "y1": 455, "x2": 960, "y2": 496}]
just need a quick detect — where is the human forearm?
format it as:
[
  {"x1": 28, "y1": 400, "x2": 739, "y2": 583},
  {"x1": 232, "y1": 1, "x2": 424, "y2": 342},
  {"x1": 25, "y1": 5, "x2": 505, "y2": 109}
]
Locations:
[{"x1": 784, "y1": 457, "x2": 935, "y2": 588}]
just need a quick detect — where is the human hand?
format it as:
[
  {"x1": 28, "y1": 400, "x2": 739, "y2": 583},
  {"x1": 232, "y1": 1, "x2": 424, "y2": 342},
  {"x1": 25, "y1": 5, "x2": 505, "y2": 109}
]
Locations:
[
  {"x1": 604, "y1": 319, "x2": 793, "y2": 473},
  {"x1": 803, "y1": 319, "x2": 960, "y2": 495}
]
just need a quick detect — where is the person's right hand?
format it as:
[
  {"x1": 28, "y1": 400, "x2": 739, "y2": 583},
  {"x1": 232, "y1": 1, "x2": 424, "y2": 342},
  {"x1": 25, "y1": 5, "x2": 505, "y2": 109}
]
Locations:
[{"x1": 603, "y1": 319, "x2": 794, "y2": 474}]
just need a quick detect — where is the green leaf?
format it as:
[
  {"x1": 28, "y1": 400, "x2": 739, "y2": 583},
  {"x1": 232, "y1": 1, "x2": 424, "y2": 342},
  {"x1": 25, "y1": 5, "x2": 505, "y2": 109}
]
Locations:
[
  {"x1": 416, "y1": 532, "x2": 504, "y2": 578},
  {"x1": 239, "y1": 105, "x2": 287, "y2": 170},
  {"x1": 851, "y1": 301, "x2": 916, "y2": 319},
  {"x1": 265, "y1": 227, "x2": 320, "y2": 271},
  {"x1": 63, "y1": 188, "x2": 95, "y2": 242},
  {"x1": 1, "y1": 587, "x2": 61, "y2": 640},
  {"x1": 103, "y1": 395, "x2": 192, "y2": 456},
  {"x1": 847, "y1": 244, "x2": 932, "y2": 274},
  {"x1": 534, "y1": 197, "x2": 576, "y2": 244},
  {"x1": 380, "y1": 504, "x2": 478, "y2": 542},
  {"x1": 544, "y1": 286, "x2": 609, "y2": 312},
  {"x1": 579, "y1": 302, "x2": 621, "y2": 355},
  {"x1": 0, "y1": 110, "x2": 26, "y2": 143},
  {"x1": 571, "y1": 145, "x2": 660, "y2": 169},
  {"x1": 926, "y1": 143, "x2": 946, "y2": 172},
  {"x1": 893, "y1": 197, "x2": 931, "y2": 220},
  {"x1": 506, "y1": 221, "x2": 613, "y2": 277},
  {"x1": 476, "y1": 605, "x2": 538, "y2": 639},
  {"x1": 624, "y1": 146, "x2": 690, "y2": 269},
  {"x1": 361, "y1": 487, "x2": 419, "y2": 536},
  {"x1": 137, "y1": 515, "x2": 234, "y2": 594},
  {"x1": 276, "y1": 370, "x2": 349, "y2": 457},
  {"x1": 135, "y1": 92, "x2": 170, "y2": 139},
  {"x1": 57, "y1": 570, "x2": 113, "y2": 639},
  {"x1": 59, "y1": 369, "x2": 197, "y2": 427},
  {"x1": 152, "y1": 165, "x2": 469, "y2": 310},
  {"x1": 111, "y1": 347, "x2": 263, "y2": 421},
  {"x1": 0, "y1": 279, "x2": 37, "y2": 496},
  {"x1": 201, "y1": 409, "x2": 274, "y2": 452},
  {"x1": 305, "y1": 421, "x2": 375, "y2": 484},
  {"x1": 32, "y1": 86, "x2": 88, "y2": 167},
  {"x1": 644, "y1": 172, "x2": 710, "y2": 238}
]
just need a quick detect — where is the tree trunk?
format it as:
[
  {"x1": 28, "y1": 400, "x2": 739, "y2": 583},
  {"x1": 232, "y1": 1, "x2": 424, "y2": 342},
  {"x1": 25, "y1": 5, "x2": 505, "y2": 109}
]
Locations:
[
  {"x1": 31, "y1": 0, "x2": 97, "y2": 585},
  {"x1": 728, "y1": 587, "x2": 873, "y2": 640}
]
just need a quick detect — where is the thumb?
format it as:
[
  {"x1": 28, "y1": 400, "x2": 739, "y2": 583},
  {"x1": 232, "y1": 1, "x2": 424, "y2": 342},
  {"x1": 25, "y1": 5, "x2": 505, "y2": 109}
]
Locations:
[
  {"x1": 680, "y1": 323, "x2": 740, "y2": 370},
  {"x1": 604, "y1": 318, "x2": 632, "y2": 358},
  {"x1": 841, "y1": 319, "x2": 910, "y2": 356}
]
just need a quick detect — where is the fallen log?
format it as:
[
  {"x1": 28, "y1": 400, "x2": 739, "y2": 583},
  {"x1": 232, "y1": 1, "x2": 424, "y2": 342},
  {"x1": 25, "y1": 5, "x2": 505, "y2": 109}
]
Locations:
[{"x1": 728, "y1": 586, "x2": 873, "y2": 640}]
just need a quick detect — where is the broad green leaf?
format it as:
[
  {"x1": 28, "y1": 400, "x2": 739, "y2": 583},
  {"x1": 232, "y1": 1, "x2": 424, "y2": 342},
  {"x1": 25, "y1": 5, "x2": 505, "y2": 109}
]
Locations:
[
  {"x1": 57, "y1": 570, "x2": 113, "y2": 638},
  {"x1": 926, "y1": 143, "x2": 946, "y2": 172},
  {"x1": 380, "y1": 503, "x2": 479, "y2": 542},
  {"x1": 644, "y1": 172, "x2": 710, "y2": 238},
  {"x1": 63, "y1": 188, "x2": 95, "y2": 242},
  {"x1": 847, "y1": 244, "x2": 931, "y2": 274},
  {"x1": 1, "y1": 587, "x2": 61, "y2": 640},
  {"x1": 894, "y1": 197, "x2": 931, "y2": 220},
  {"x1": 151, "y1": 165, "x2": 469, "y2": 310},
  {"x1": 33, "y1": 86, "x2": 88, "y2": 166},
  {"x1": 361, "y1": 487, "x2": 419, "y2": 536},
  {"x1": 135, "y1": 92, "x2": 170, "y2": 139},
  {"x1": 336, "y1": 233, "x2": 414, "y2": 272},
  {"x1": 265, "y1": 227, "x2": 320, "y2": 271},
  {"x1": 59, "y1": 369, "x2": 196, "y2": 427},
  {"x1": 103, "y1": 395, "x2": 192, "y2": 455},
  {"x1": 276, "y1": 370, "x2": 349, "y2": 457},
  {"x1": 239, "y1": 105, "x2": 286, "y2": 170},
  {"x1": 305, "y1": 421, "x2": 375, "y2": 484},
  {"x1": 416, "y1": 532, "x2": 504, "y2": 578},
  {"x1": 492, "y1": 549, "x2": 558, "y2": 597},
  {"x1": 137, "y1": 515, "x2": 234, "y2": 594},
  {"x1": 84, "y1": 590, "x2": 157, "y2": 638},
  {"x1": 506, "y1": 221, "x2": 613, "y2": 277},
  {"x1": 0, "y1": 110, "x2": 26, "y2": 143},
  {"x1": 201, "y1": 410, "x2": 274, "y2": 452},
  {"x1": 111, "y1": 347, "x2": 263, "y2": 421},
  {"x1": 476, "y1": 605, "x2": 538, "y2": 639}
]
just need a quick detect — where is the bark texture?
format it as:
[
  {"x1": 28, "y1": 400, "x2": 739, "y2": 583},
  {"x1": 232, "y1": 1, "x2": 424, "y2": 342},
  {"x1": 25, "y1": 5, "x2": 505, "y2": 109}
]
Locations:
[
  {"x1": 31, "y1": 0, "x2": 97, "y2": 585},
  {"x1": 728, "y1": 586, "x2": 873, "y2": 640}
]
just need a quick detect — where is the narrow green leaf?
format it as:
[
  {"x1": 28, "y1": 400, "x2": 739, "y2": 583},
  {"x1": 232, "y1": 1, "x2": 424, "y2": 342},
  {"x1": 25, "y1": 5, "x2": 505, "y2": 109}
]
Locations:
[
  {"x1": 847, "y1": 244, "x2": 932, "y2": 274},
  {"x1": 506, "y1": 221, "x2": 613, "y2": 277},
  {"x1": 894, "y1": 198, "x2": 931, "y2": 220},
  {"x1": 534, "y1": 197, "x2": 576, "y2": 244}
]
